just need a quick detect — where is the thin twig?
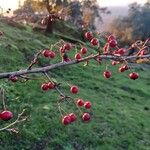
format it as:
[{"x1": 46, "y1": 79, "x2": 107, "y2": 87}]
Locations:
[{"x1": 0, "y1": 109, "x2": 28, "y2": 132}]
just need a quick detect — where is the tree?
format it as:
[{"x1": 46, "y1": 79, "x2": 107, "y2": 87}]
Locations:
[
  {"x1": 108, "y1": 2, "x2": 150, "y2": 45},
  {"x1": 0, "y1": 30, "x2": 150, "y2": 132}
]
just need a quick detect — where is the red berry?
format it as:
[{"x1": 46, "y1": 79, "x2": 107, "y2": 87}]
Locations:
[
  {"x1": 42, "y1": 50, "x2": 50, "y2": 57},
  {"x1": 70, "y1": 86, "x2": 79, "y2": 94},
  {"x1": 82, "y1": 113, "x2": 91, "y2": 122},
  {"x1": 69, "y1": 113, "x2": 77, "y2": 122},
  {"x1": 114, "y1": 48, "x2": 125, "y2": 56},
  {"x1": 84, "y1": 101, "x2": 92, "y2": 109},
  {"x1": 63, "y1": 43, "x2": 72, "y2": 51},
  {"x1": 76, "y1": 99, "x2": 84, "y2": 106},
  {"x1": 129, "y1": 72, "x2": 139, "y2": 80},
  {"x1": 47, "y1": 82, "x2": 55, "y2": 89},
  {"x1": 62, "y1": 115, "x2": 71, "y2": 125},
  {"x1": 0, "y1": 111, "x2": 13, "y2": 121},
  {"x1": 75, "y1": 53, "x2": 81, "y2": 60},
  {"x1": 64, "y1": 58, "x2": 71, "y2": 62},
  {"x1": 139, "y1": 50, "x2": 147, "y2": 56},
  {"x1": 91, "y1": 38, "x2": 99, "y2": 46},
  {"x1": 111, "y1": 61, "x2": 117, "y2": 66},
  {"x1": 118, "y1": 67, "x2": 125, "y2": 73},
  {"x1": 103, "y1": 70, "x2": 112, "y2": 79},
  {"x1": 9, "y1": 76, "x2": 18, "y2": 82},
  {"x1": 60, "y1": 47, "x2": 65, "y2": 53},
  {"x1": 49, "y1": 51, "x2": 56, "y2": 59},
  {"x1": 85, "y1": 31, "x2": 93, "y2": 40},
  {"x1": 107, "y1": 35, "x2": 115, "y2": 42},
  {"x1": 80, "y1": 47, "x2": 87, "y2": 54},
  {"x1": 41, "y1": 83, "x2": 49, "y2": 91},
  {"x1": 122, "y1": 65, "x2": 129, "y2": 70},
  {"x1": 109, "y1": 39, "x2": 117, "y2": 48}
]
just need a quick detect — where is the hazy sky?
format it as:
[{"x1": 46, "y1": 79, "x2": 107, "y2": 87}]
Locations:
[
  {"x1": 0, "y1": 0, "x2": 148, "y2": 11},
  {"x1": 99, "y1": 0, "x2": 147, "y2": 6}
]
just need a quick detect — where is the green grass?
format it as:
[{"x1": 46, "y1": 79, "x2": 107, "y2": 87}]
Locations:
[{"x1": 0, "y1": 21, "x2": 150, "y2": 150}]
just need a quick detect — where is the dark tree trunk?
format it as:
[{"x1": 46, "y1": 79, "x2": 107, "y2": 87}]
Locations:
[{"x1": 45, "y1": 19, "x2": 54, "y2": 34}]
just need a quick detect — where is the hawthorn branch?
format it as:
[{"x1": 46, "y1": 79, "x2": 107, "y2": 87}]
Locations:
[{"x1": 0, "y1": 54, "x2": 149, "y2": 79}]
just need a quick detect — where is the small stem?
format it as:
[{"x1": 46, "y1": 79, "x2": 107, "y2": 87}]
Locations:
[
  {"x1": 44, "y1": 72, "x2": 65, "y2": 97},
  {"x1": 0, "y1": 88, "x2": 6, "y2": 110}
]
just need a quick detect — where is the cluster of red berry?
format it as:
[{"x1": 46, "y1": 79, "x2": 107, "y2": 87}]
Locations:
[{"x1": 84, "y1": 31, "x2": 139, "y2": 80}]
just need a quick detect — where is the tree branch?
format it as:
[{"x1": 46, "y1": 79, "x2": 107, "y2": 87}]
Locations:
[{"x1": 0, "y1": 54, "x2": 149, "y2": 79}]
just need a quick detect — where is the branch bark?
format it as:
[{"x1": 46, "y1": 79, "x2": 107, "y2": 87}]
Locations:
[{"x1": 0, "y1": 54, "x2": 149, "y2": 79}]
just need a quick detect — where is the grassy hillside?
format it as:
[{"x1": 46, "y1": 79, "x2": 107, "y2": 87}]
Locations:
[{"x1": 0, "y1": 22, "x2": 150, "y2": 150}]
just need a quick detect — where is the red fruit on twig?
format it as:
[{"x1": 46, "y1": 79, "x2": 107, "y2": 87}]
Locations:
[
  {"x1": 109, "y1": 39, "x2": 117, "y2": 48},
  {"x1": 103, "y1": 70, "x2": 112, "y2": 79},
  {"x1": 0, "y1": 111, "x2": 13, "y2": 121},
  {"x1": 84, "y1": 101, "x2": 92, "y2": 109},
  {"x1": 85, "y1": 31, "x2": 93, "y2": 41},
  {"x1": 70, "y1": 86, "x2": 79, "y2": 94},
  {"x1": 42, "y1": 50, "x2": 50, "y2": 57},
  {"x1": 91, "y1": 38, "x2": 99, "y2": 46},
  {"x1": 75, "y1": 53, "x2": 81, "y2": 60},
  {"x1": 107, "y1": 35, "x2": 116, "y2": 42},
  {"x1": 49, "y1": 51, "x2": 56, "y2": 59},
  {"x1": 82, "y1": 113, "x2": 91, "y2": 122},
  {"x1": 63, "y1": 43, "x2": 72, "y2": 51},
  {"x1": 80, "y1": 47, "x2": 88, "y2": 54},
  {"x1": 41, "y1": 83, "x2": 49, "y2": 91},
  {"x1": 76, "y1": 99, "x2": 84, "y2": 106},
  {"x1": 129, "y1": 72, "x2": 139, "y2": 80},
  {"x1": 9, "y1": 76, "x2": 18, "y2": 82},
  {"x1": 62, "y1": 115, "x2": 71, "y2": 125},
  {"x1": 69, "y1": 113, "x2": 77, "y2": 122},
  {"x1": 47, "y1": 82, "x2": 55, "y2": 89},
  {"x1": 118, "y1": 67, "x2": 125, "y2": 73}
]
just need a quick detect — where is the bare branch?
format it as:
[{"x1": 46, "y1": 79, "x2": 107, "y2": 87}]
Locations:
[{"x1": 0, "y1": 54, "x2": 149, "y2": 79}]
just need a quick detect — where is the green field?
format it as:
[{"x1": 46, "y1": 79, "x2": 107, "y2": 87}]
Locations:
[{"x1": 0, "y1": 22, "x2": 150, "y2": 150}]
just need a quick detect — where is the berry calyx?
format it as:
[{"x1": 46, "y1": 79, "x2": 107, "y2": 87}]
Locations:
[
  {"x1": 41, "y1": 83, "x2": 49, "y2": 91},
  {"x1": 129, "y1": 72, "x2": 139, "y2": 80},
  {"x1": 62, "y1": 115, "x2": 71, "y2": 125},
  {"x1": 103, "y1": 70, "x2": 112, "y2": 79},
  {"x1": 69, "y1": 113, "x2": 77, "y2": 122},
  {"x1": 82, "y1": 113, "x2": 91, "y2": 122},
  {"x1": 0, "y1": 111, "x2": 13, "y2": 121},
  {"x1": 75, "y1": 53, "x2": 81, "y2": 60},
  {"x1": 9, "y1": 76, "x2": 18, "y2": 82},
  {"x1": 84, "y1": 101, "x2": 92, "y2": 109},
  {"x1": 70, "y1": 86, "x2": 79, "y2": 94},
  {"x1": 80, "y1": 47, "x2": 88, "y2": 54},
  {"x1": 91, "y1": 38, "x2": 99, "y2": 46},
  {"x1": 76, "y1": 99, "x2": 84, "y2": 106}
]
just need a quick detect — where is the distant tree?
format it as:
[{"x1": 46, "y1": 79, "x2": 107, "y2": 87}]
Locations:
[{"x1": 108, "y1": 2, "x2": 150, "y2": 45}]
